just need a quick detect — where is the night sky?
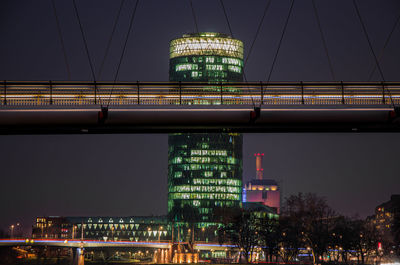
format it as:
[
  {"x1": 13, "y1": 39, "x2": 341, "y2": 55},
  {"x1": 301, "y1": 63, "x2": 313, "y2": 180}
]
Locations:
[{"x1": 0, "y1": 0, "x2": 399, "y2": 235}]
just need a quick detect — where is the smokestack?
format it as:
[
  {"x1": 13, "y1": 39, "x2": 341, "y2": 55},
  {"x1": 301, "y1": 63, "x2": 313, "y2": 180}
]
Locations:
[{"x1": 254, "y1": 153, "x2": 264, "y2": 180}]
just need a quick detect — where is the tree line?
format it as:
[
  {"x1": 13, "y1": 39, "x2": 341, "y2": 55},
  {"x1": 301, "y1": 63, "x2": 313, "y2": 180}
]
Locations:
[{"x1": 217, "y1": 192, "x2": 400, "y2": 264}]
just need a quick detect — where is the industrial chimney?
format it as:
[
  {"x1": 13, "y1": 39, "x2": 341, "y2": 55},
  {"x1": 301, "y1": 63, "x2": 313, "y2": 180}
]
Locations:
[{"x1": 254, "y1": 153, "x2": 264, "y2": 180}]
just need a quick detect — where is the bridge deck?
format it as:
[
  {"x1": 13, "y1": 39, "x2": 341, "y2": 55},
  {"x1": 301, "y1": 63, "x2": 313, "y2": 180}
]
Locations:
[
  {"x1": 0, "y1": 239, "x2": 234, "y2": 250},
  {"x1": 1, "y1": 81, "x2": 400, "y2": 106},
  {"x1": 1, "y1": 81, "x2": 399, "y2": 133}
]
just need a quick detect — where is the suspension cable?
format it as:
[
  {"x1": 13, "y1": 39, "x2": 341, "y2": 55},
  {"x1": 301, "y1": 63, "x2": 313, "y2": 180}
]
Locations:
[
  {"x1": 368, "y1": 11, "x2": 400, "y2": 81},
  {"x1": 106, "y1": 0, "x2": 140, "y2": 107},
  {"x1": 353, "y1": 0, "x2": 395, "y2": 107},
  {"x1": 219, "y1": 0, "x2": 256, "y2": 107},
  {"x1": 72, "y1": 0, "x2": 101, "y2": 105},
  {"x1": 98, "y1": 0, "x2": 126, "y2": 80},
  {"x1": 311, "y1": 0, "x2": 336, "y2": 81},
  {"x1": 51, "y1": 0, "x2": 71, "y2": 80},
  {"x1": 189, "y1": 0, "x2": 199, "y2": 33},
  {"x1": 244, "y1": 0, "x2": 272, "y2": 69},
  {"x1": 266, "y1": 0, "x2": 295, "y2": 83},
  {"x1": 219, "y1": 0, "x2": 234, "y2": 37}
]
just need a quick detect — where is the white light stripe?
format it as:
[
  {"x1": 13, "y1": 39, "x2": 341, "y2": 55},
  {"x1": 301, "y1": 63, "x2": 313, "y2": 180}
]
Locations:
[{"x1": 0, "y1": 108, "x2": 393, "y2": 112}]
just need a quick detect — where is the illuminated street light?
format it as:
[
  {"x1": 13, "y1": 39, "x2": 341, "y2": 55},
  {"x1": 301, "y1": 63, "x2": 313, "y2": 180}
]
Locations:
[{"x1": 10, "y1": 225, "x2": 15, "y2": 239}]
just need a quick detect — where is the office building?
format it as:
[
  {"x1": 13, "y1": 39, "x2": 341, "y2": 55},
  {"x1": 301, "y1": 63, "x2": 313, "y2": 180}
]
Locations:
[{"x1": 168, "y1": 33, "x2": 244, "y2": 232}]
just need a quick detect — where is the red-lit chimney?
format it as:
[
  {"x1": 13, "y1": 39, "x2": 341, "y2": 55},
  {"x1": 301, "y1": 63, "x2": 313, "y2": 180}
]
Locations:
[{"x1": 254, "y1": 153, "x2": 264, "y2": 180}]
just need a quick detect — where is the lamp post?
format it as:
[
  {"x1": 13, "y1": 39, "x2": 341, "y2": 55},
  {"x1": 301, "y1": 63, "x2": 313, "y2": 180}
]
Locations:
[
  {"x1": 72, "y1": 225, "x2": 77, "y2": 240},
  {"x1": 159, "y1": 226, "x2": 163, "y2": 242},
  {"x1": 10, "y1": 225, "x2": 14, "y2": 239}
]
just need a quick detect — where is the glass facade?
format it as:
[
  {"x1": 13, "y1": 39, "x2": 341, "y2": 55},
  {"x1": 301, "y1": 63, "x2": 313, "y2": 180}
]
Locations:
[
  {"x1": 168, "y1": 133, "x2": 243, "y2": 223},
  {"x1": 169, "y1": 33, "x2": 243, "y2": 83},
  {"x1": 168, "y1": 33, "x2": 244, "y2": 236}
]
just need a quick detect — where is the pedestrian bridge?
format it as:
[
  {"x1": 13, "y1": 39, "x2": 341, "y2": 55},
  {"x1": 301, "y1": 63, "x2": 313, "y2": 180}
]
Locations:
[
  {"x1": 0, "y1": 239, "x2": 234, "y2": 251},
  {"x1": 1, "y1": 81, "x2": 399, "y2": 133}
]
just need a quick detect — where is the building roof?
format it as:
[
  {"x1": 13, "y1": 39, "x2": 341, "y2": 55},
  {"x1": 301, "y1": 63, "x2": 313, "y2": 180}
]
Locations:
[
  {"x1": 65, "y1": 216, "x2": 168, "y2": 224},
  {"x1": 243, "y1": 202, "x2": 277, "y2": 214},
  {"x1": 376, "y1": 194, "x2": 400, "y2": 213},
  {"x1": 182, "y1": 32, "x2": 231, "y2": 38},
  {"x1": 246, "y1": 179, "x2": 278, "y2": 186}
]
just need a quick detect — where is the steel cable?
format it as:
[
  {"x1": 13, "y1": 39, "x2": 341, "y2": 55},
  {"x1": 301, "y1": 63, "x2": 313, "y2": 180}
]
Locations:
[
  {"x1": 98, "y1": 0, "x2": 126, "y2": 80},
  {"x1": 368, "y1": 11, "x2": 400, "y2": 81},
  {"x1": 106, "y1": 0, "x2": 140, "y2": 107},
  {"x1": 51, "y1": 0, "x2": 71, "y2": 80},
  {"x1": 353, "y1": 0, "x2": 395, "y2": 107},
  {"x1": 266, "y1": 0, "x2": 295, "y2": 84},
  {"x1": 219, "y1": 0, "x2": 255, "y2": 107},
  {"x1": 72, "y1": 0, "x2": 101, "y2": 105},
  {"x1": 189, "y1": 0, "x2": 199, "y2": 33},
  {"x1": 311, "y1": 0, "x2": 336, "y2": 81}
]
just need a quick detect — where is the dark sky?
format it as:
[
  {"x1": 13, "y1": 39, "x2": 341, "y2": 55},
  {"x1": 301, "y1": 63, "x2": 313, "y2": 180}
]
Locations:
[{"x1": 0, "y1": 0, "x2": 399, "y2": 235}]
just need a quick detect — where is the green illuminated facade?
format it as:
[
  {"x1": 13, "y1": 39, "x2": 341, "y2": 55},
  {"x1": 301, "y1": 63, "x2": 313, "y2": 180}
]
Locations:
[
  {"x1": 168, "y1": 33, "x2": 244, "y2": 240},
  {"x1": 169, "y1": 32, "x2": 243, "y2": 82}
]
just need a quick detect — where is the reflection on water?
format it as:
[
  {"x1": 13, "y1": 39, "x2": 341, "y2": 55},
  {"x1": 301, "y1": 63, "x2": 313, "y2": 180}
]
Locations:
[
  {"x1": 77, "y1": 254, "x2": 85, "y2": 265},
  {"x1": 76, "y1": 248, "x2": 84, "y2": 265}
]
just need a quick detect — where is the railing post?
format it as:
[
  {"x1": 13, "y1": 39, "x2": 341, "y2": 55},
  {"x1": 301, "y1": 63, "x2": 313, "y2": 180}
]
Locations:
[
  {"x1": 179, "y1": 81, "x2": 182, "y2": 105},
  {"x1": 3, "y1": 80, "x2": 6, "y2": 105},
  {"x1": 94, "y1": 81, "x2": 97, "y2": 105},
  {"x1": 301, "y1": 81, "x2": 304, "y2": 104},
  {"x1": 382, "y1": 81, "x2": 385, "y2": 105},
  {"x1": 49, "y1": 80, "x2": 53, "y2": 105},
  {"x1": 260, "y1": 81, "x2": 264, "y2": 105},
  {"x1": 137, "y1": 81, "x2": 140, "y2": 105},
  {"x1": 220, "y1": 82, "x2": 223, "y2": 105},
  {"x1": 341, "y1": 81, "x2": 345, "y2": 104}
]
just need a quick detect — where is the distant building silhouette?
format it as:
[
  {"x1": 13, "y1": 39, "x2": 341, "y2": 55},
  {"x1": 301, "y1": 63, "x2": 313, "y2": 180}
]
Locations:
[{"x1": 371, "y1": 194, "x2": 400, "y2": 242}]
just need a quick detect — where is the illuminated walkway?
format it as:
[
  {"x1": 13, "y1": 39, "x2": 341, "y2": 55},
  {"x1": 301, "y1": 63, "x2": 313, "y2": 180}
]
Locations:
[
  {"x1": 0, "y1": 81, "x2": 399, "y2": 133},
  {"x1": 1, "y1": 81, "x2": 400, "y2": 105}
]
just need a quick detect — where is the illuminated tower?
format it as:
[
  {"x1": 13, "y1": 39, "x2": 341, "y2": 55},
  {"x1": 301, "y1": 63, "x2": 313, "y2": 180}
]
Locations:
[{"x1": 168, "y1": 33, "x2": 244, "y2": 235}]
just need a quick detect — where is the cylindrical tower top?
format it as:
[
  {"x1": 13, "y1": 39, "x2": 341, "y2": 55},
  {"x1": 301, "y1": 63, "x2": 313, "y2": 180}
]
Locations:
[
  {"x1": 169, "y1": 32, "x2": 244, "y2": 82},
  {"x1": 169, "y1": 32, "x2": 244, "y2": 60},
  {"x1": 254, "y1": 153, "x2": 264, "y2": 180}
]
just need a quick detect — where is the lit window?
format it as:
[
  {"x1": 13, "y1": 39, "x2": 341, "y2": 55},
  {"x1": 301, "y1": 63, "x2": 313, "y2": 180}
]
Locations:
[
  {"x1": 172, "y1": 157, "x2": 182, "y2": 164},
  {"x1": 206, "y1": 64, "x2": 223, "y2": 71},
  {"x1": 176, "y1": 64, "x2": 198, "y2": 71},
  {"x1": 228, "y1": 65, "x2": 241, "y2": 73},
  {"x1": 204, "y1": 171, "x2": 213, "y2": 177},
  {"x1": 205, "y1": 57, "x2": 215, "y2": 63}
]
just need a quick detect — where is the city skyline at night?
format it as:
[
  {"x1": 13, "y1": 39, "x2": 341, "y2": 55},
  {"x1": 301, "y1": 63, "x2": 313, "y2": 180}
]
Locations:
[{"x1": 0, "y1": 0, "x2": 399, "y2": 237}]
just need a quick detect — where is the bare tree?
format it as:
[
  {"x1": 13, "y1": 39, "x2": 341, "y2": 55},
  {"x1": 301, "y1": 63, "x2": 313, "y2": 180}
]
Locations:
[
  {"x1": 283, "y1": 192, "x2": 336, "y2": 265},
  {"x1": 217, "y1": 208, "x2": 258, "y2": 263},
  {"x1": 258, "y1": 216, "x2": 280, "y2": 262}
]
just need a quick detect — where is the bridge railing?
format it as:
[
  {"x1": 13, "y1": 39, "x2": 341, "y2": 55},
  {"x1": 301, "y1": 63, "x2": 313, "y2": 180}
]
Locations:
[{"x1": 1, "y1": 81, "x2": 400, "y2": 106}]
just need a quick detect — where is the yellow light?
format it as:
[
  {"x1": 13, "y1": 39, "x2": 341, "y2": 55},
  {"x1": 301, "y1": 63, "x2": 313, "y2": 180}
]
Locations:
[{"x1": 170, "y1": 36, "x2": 243, "y2": 59}]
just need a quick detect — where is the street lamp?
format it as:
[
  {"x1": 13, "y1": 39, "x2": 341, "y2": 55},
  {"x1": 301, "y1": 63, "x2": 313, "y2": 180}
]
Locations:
[
  {"x1": 72, "y1": 225, "x2": 77, "y2": 240},
  {"x1": 10, "y1": 225, "x2": 15, "y2": 239},
  {"x1": 159, "y1": 226, "x2": 163, "y2": 242}
]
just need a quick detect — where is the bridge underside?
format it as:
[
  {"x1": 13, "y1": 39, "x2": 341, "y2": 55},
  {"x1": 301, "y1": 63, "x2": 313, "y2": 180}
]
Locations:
[{"x1": 0, "y1": 105, "x2": 399, "y2": 134}]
